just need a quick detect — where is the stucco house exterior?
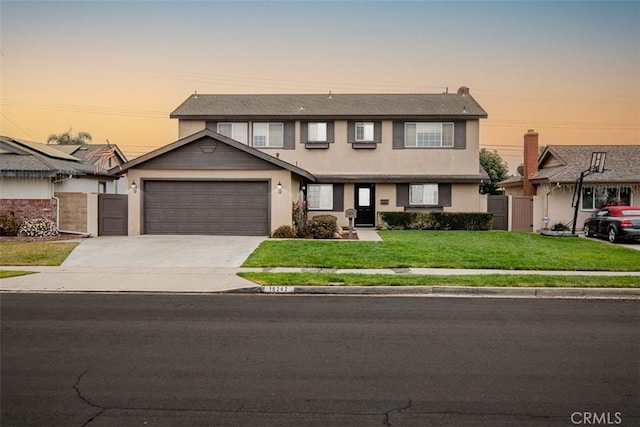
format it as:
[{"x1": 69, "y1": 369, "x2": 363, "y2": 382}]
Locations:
[
  {"x1": 500, "y1": 130, "x2": 640, "y2": 231},
  {"x1": 115, "y1": 87, "x2": 489, "y2": 236},
  {"x1": 0, "y1": 136, "x2": 127, "y2": 234}
]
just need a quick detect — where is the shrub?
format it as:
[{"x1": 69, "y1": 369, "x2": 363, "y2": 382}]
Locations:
[
  {"x1": 308, "y1": 215, "x2": 338, "y2": 239},
  {"x1": 292, "y1": 201, "x2": 311, "y2": 238},
  {"x1": 18, "y1": 218, "x2": 59, "y2": 237},
  {"x1": 377, "y1": 212, "x2": 493, "y2": 231},
  {"x1": 0, "y1": 212, "x2": 21, "y2": 236},
  {"x1": 272, "y1": 225, "x2": 297, "y2": 238},
  {"x1": 551, "y1": 222, "x2": 570, "y2": 231}
]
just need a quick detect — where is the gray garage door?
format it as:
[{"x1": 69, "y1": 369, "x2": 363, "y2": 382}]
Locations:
[{"x1": 144, "y1": 180, "x2": 269, "y2": 236}]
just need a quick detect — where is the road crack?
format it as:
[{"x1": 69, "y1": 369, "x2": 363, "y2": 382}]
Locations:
[
  {"x1": 383, "y1": 399, "x2": 412, "y2": 426},
  {"x1": 73, "y1": 370, "x2": 105, "y2": 426}
]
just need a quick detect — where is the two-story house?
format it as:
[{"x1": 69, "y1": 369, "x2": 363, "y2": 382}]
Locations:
[{"x1": 115, "y1": 87, "x2": 488, "y2": 236}]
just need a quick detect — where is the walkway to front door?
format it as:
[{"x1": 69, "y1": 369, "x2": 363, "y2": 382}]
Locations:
[{"x1": 355, "y1": 183, "x2": 376, "y2": 227}]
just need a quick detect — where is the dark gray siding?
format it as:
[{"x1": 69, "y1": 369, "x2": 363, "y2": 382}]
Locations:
[
  {"x1": 143, "y1": 180, "x2": 269, "y2": 236},
  {"x1": 137, "y1": 137, "x2": 279, "y2": 170},
  {"x1": 454, "y1": 121, "x2": 466, "y2": 149}
]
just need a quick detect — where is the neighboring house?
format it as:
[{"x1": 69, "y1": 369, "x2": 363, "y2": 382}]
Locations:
[
  {"x1": 500, "y1": 130, "x2": 640, "y2": 231},
  {"x1": 114, "y1": 87, "x2": 489, "y2": 236},
  {"x1": 0, "y1": 136, "x2": 127, "y2": 234}
]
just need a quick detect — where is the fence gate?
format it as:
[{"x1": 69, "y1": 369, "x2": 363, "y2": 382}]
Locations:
[
  {"x1": 98, "y1": 194, "x2": 128, "y2": 236},
  {"x1": 512, "y1": 196, "x2": 534, "y2": 232},
  {"x1": 487, "y1": 195, "x2": 508, "y2": 230}
]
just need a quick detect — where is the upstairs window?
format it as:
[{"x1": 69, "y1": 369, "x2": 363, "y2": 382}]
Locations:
[
  {"x1": 217, "y1": 122, "x2": 248, "y2": 144},
  {"x1": 405, "y1": 123, "x2": 454, "y2": 147},
  {"x1": 253, "y1": 123, "x2": 284, "y2": 148},
  {"x1": 355, "y1": 122, "x2": 375, "y2": 141},
  {"x1": 307, "y1": 122, "x2": 327, "y2": 142},
  {"x1": 410, "y1": 184, "x2": 439, "y2": 205}
]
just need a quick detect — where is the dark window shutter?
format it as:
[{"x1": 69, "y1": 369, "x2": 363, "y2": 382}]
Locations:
[
  {"x1": 347, "y1": 121, "x2": 356, "y2": 143},
  {"x1": 374, "y1": 121, "x2": 382, "y2": 143},
  {"x1": 206, "y1": 121, "x2": 218, "y2": 131},
  {"x1": 333, "y1": 184, "x2": 344, "y2": 211},
  {"x1": 396, "y1": 183, "x2": 409, "y2": 206},
  {"x1": 392, "y1": 121, "x2": 405, "y2": 149},
  {"x1": 326, "y1": 121, "x2": 334, "y2": 143},
  {"x1": 454, "y1": 121, "x2": 466, "y2": 149},
  {"x1": 283, "y1": 121, "x2": 295, "y2": 149},
  {"x1": 438, "y1": 183, "x2": 452, "y2": 207},
  {"x1": 300, "y1": 122, "x2": 308, "y2": 143}
]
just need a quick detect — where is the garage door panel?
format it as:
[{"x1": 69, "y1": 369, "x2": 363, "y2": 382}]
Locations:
[{"x1": 144, "y1": 181, "x2": 269, "y2": 236}]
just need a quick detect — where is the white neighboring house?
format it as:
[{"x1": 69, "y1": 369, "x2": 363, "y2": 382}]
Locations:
[
  {"x1": 500, "y1": 130, "x2": 640, "y2": 231},
  {"x1": 0, "y1": 136, "x2": 128, "y2": 235}
]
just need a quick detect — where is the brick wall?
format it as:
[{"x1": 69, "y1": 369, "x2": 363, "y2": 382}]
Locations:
[
  {"x1": 523, "y1": 129, "x2": 539, "y2": 197},
  {"x1": 0, "y1": 199, "x2": 58, "y2": 224}
]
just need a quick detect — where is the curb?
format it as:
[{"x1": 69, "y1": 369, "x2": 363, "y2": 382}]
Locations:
[{"x1": 251, "y1": 285, "x2": 640, "y2": 299}]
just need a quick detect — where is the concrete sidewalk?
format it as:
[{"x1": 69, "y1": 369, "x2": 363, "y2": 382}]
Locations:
[{"x1": 2, "y1": 265, "x2": 639, "y2": 298}]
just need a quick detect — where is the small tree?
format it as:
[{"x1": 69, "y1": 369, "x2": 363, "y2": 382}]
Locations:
[
  {"x1": 479, "y1": 148, "x2": 509, "y2": 194},
  {"x1": 47, "y1": 128, "x2": 92, "y2": 145}
]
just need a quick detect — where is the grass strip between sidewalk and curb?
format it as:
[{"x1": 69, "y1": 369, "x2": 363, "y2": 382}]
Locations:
[
  {"x1": 237, "y1": 272, "x2": 640, "y2": 288},
  {"x1": 0, "y1": 242, "x2": 78, "y2": 266},
  {"x1": 0, "y1": 270, "x2": 37, "y2": 279}
]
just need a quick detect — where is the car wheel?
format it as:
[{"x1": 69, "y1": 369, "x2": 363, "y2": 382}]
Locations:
[
  {"x1": 584, "y1": 225, "x2": 591, "y2": 237},
  {"x1": 608, "y1": 227, "x2": 618, "y2": 243}
]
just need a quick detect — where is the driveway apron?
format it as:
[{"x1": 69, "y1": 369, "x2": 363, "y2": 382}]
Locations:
[{"x1": 62, "y1": 235, "x2": 266, "y2": 268}]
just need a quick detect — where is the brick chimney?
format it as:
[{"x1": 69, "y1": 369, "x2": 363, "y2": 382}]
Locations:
[
  {"x1": 457, "y1": 86, "x2": 470, "y2": 95},
  {"x1": 523, "y1": 129, "x2": 539, "y2": 196}
]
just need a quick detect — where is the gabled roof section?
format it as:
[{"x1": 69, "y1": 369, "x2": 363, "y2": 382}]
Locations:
[
  {"x1": 532, "y1": 145, "x2": 640, "y2": 184},
  {"x1": 0, "y1": 135, "x2": 111, "y2": 178},
  {"x1": 111, "y1": 129, "x2": 316, "y2": 181},
  {"x1": 53, "y1": 143, "x2": 128, "y2": 164},
  {"x1": 170, "y1": 92, "x2": 488, "y2": 120}
]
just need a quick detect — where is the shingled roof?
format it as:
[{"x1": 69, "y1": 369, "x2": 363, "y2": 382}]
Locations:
[
  {"x1": 533, "y1": 145, "x2": 640, "y2": 184},
  {"x1": 170, "y1": 91, "x2": 488, "y2": 120},
  {"x1": 0, "y1": 136, "x2": 112, "y2": 178}
]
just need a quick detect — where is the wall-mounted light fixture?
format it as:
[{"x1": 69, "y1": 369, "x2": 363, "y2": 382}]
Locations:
[
  {"x1": 131, "y1": 181, "x2": 138, "y2": 193},
  {"x1": 277, "y1": 181, "x2": 283, "y2": 194}
]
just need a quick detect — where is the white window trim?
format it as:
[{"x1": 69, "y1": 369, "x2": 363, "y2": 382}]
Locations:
[
  {"x1": 355, "y1": 122, "x2": 375, "y2": 142},
  {"x1": 409, "y1": 184, "x2": 439, "y2": 205},
  {"x1": 581, "y1": 186, "x2": 633, "y2": 211},
  {"x1": 307, "y1": 184, "x2": 333, "y2": 210},
  {"x1": 252, "y1": 122, "x2": 284, "y2": 148},
  {"x1": 405, "y1": 122, "x2": 454, "y2": 148}
]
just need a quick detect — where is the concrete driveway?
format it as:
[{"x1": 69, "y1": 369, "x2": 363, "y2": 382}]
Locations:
[{"x1": 62, "y1": 235, "x2": 266, "y2": 268}]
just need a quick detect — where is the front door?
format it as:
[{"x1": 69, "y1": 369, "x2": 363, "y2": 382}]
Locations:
[{"x1": 355, "y1": 183, "x2": 375, "y2": 227}]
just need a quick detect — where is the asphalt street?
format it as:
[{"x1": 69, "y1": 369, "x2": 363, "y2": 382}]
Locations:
[{"x1": 1, "y1": 294, "x2": 638, "y2": 426}]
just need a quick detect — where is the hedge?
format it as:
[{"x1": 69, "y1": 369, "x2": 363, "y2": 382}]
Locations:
[{"x1": 377, "y1": 212, "x2": 493, "y2": 231}]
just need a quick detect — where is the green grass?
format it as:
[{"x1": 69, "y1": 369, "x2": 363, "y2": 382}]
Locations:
[
  {"x1": 0, "y1": 270, "x2": 37, "y2": 279},
  {"x1": 242, "y1": 231, "x2": 640, "y2": 271},
  {"x1": 238, "y1": 272, "x2": 640, "y2": 288},
  {"x1": 0, "y1": 242, "x2": 79, "y2": 266}
]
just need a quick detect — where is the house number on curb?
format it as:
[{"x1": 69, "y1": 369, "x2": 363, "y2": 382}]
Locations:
[{"x1": 263, "y1": 286, "x2": 295, "y2": 293}]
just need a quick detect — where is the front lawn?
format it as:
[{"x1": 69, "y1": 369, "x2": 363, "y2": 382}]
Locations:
[
  {"x1": 0, "y1": 242, "x2": 79, "y2": 266},
  {"x1": 242, "y1": 231, "x2": 640, "y2": 271}
]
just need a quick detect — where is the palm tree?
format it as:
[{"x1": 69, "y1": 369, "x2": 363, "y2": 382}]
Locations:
[{"x1": 47, "y1": 129, "x2": 92, "y2": 145}]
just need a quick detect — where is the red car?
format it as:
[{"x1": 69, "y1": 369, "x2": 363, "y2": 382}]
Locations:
[{"x1": 583, "y1": 206, "x2": 640, "y2": 243}]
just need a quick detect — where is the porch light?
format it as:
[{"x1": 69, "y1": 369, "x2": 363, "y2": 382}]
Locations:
[
  {"x1": 277, "y1": 181, "x2": 283, "y2": 194},
  {"x1": 131, "y1": 181, "x2": 138, "y2": 193}
]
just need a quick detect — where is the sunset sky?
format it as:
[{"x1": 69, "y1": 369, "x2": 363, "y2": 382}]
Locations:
[{"x1": 1, "y1": 0, "x2": 638, "y2": 173}]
